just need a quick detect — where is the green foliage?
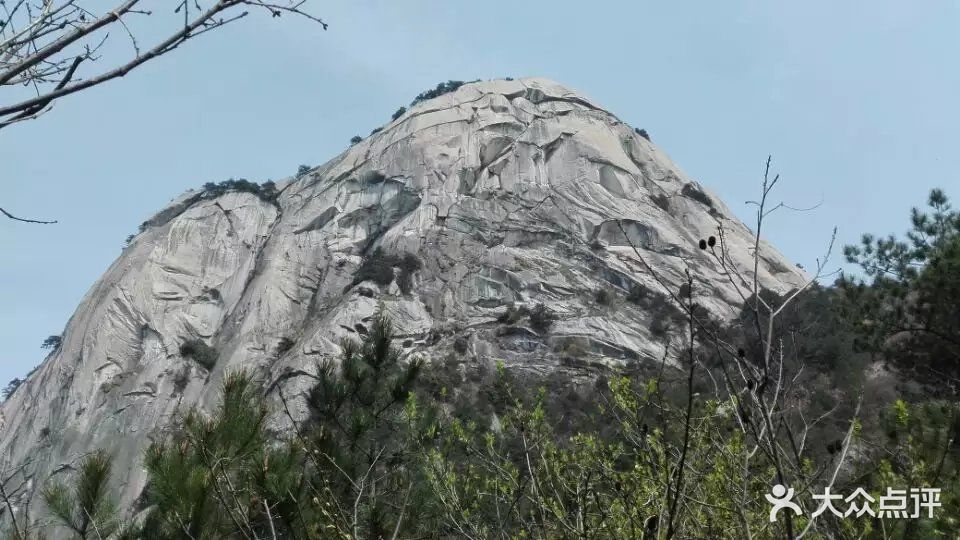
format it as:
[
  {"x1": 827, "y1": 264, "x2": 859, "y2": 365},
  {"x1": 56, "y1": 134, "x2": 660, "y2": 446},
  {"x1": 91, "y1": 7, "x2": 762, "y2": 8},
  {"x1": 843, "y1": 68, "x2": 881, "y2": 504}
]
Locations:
[
  {"x1": 179, "y1": 339, "x2": 218, "y2": 371},
  {"x1": 21, "y1": 189, "x2": 960, "y2": 539},
  {"x1": 651, "y1": 193, "x2": 671, "y2": 212},
  {"x1": 141, "y1": 371, "x2": 276, "y2": 539},
  {"x1": 353, "y1": 247, "x2": 395, "y2": 287},
  {"x1": 496, "y1": 303, "x2": 557, "y2": 333},
  {"x1": 201, "y1": 178, "x2": 279, "y2": 203},
  {"x1": 496, "y1": 303, "x2": 528, "y2": 324},
  {"x1": 841, "y1": 188, "x2": 960, "y2": 387},
  {"x1": 41, "y1": 334, "x2": 61, "y2": 350},
  {"x1": 305, "y1": 313, "x2": 432, "y2": 537},
  {"x1": 595, "y1": 287, "x2": 613, "y2": 306},
  {"x1": 391, "y1": 106, "x2": 406, "y2": 120},
  {"x1": 275, "y1": 336, "x2": 296, "y2": 356},
  {"x1": 2, "y1": 377, "x2": 23, "y2": 401},
  {"x1": 410, "y1": 80, "x2": 476, "y2": 106},
  {"x1": 680, "y1": 182, "x2": 713, "y2": 207},
  {"x1": 396, "y1": 252, "x2": 421, "y2": 294},
  {"x1": 350, "y1": 135, "x2": 362, "y2": 145},
  {"x1": 296, "y1": 164, "x2": 311, "y2": 177},
  {"x1": 351, "y1": 248, "x2": 421, "y2": 294},
  {"x1": 634, "y1": 127, "x2": 651, "y2": 141},
  {"x1": 858, "y1": 399, "x2": 960, "y2": 537},
  {"x1": 528, "y1": 303, "x2": 556, "y2": 333},
  {"x1": 42, "y1": 450, "x2": 118, "y2": 539}
]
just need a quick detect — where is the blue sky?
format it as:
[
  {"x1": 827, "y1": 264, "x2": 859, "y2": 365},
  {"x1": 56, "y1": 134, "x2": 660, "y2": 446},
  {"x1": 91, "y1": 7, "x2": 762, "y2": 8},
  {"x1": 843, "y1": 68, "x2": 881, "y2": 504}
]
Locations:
[{"x1": 2, "y1": 1, "x2": 959, "y2": 385}]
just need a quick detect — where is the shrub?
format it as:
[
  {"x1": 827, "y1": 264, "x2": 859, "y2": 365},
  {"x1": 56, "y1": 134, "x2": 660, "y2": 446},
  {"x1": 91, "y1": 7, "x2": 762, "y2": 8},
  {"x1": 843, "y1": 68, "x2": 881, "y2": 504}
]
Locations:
[
  {"x1": 396, "y1": 271, "x2": 413, "y2": 294},
  {"x1": 397, "y1": 253, "x2": 422, "y2": 295},
  {"x1": 41, "y1": 334, "x2": 62, "y2": 350},
  {"x1": 296, "y1": 165, "x2": 312, "y2": 178},
  {"x1": 626, "y1": 285, "x2": 647, "y2": 305},
  {"x1": 595, "y1": 288, "x2": 613, "y2": 306},
  {"x1": 528, "y1": 303, "x2": 556, "y2": 334},
  {"x1": 651, "y1": 193, "x2": 671, "y2": 212},
  {"x1": 634, "y1": 127, "x2": 651, "y2": 141},
  {"x1": 560, "y1": 340, "x2": 587, "y2": 362},
  {"x1": 649, "y1": 313, "x2": 672, "y2": 337},
  {"x1": 391, "y1": 106, "x2": 407, "y2": 121},
  {"x1": 680, "y1": 183, "x2": 713, "y2": 207},
  {"x1": 410, "y1": 80, "x2": 476, "y2": 106},
  {"x1": 354, "y1": 248, "x2": 396, "y2": 287},
  {"x1": 2, "y1": 377, "x2": 23, "y2": 401},
  {"x1": 497, "y1": 304, "x2": 528, "y2": 324},
  {"x1": 124, "y1": 234, "x2": 135, "y2": 246},
  {"x1": 454, "y1": 336, "x2": 469, "y2": 354},
  {"x1": 350, "y1": 135, "x2": 363, "y2": 145},
  {"x1": 353, "y1": 249, "x2": 421, "y2": 293},
  {"x1": 201, "y1": 179, "x2": 279, "y2": 204},
  {"x1": 260, "y1": 181, "x2": 278, "y2": 201},
  {"x1": 179, "y1": 339, "x2": 218, "y2": 371},
  {"x1": 172, "y1": 366, "x2": 190, "y2": 395},
  {"x1": 276, "y1": 337, "x2": 296, "y2": 356},
  {"x1": 370, "y1": 127, "x2": 383, "y2": 136}
]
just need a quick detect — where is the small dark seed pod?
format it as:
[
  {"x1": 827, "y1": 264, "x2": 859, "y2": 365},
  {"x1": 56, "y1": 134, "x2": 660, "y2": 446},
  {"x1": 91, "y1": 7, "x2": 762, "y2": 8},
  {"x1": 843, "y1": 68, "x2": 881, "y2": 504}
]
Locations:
[
  {"x1": 708, "y1": 235, "x2": 716, "y2": 247},
  {"x1": 737, "y1": 348, "x2": 746, "y2": 358},
  {"x1": 698, "y1": 239, "x2": 707, "y2": 250}
]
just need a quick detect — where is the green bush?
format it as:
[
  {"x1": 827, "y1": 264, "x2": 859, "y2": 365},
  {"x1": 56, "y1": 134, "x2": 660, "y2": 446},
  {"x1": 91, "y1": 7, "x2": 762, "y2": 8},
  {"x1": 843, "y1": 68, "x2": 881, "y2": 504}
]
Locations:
[
  {"x1": 350, "y1": 135, "x2": 362, "y2": 145},
  {"x1": 528, "y1": 303, "x2": 556, "y2": 334},
  {"x1": 352, "y1": 249, "x2": 422, "y2": 293},
  {"x1": 296, "y1": 165, "x2": 311, "y2": 177},
  {"x1": 680, "y1": 183, "x2": 713, "y2": 207},
  {"x1": 634, "y1": 127, "x2": 651, "y2": 141},
  {"x1": 276, "y1": 337, "x2": 296, "y2": 356},
  {"x1": 172, "y1": 366, "x2": 190, "y2": 395},
  {"x1": 497, "y1": 304, "x2": 528, "y2": 324},
  {"x1": 410, "y1": 80, "x2": 477, "y2": 106},
  {"x1": 595, "y1": 288, "x2": 613, "y2": 306},
  {"x1": 179, "y1": 339, "x2": 218, "y2": 371},
  {"x1": 354, "y1": 248, "x2": 396, "y2": 286},
  {"x1": 651, "y1": 193, "x2": 671, "y2": 212},
  {"x1": 391, "y1": 106, "x2": 407, "y2": 120},
  {"x1": 41, "y1": 334, "x2": 62, "y2": 350},
  {"x1": 201, "y1": 179, "x2": 278, "y2": 204},
  {"x1": 2, "y1": 377, "x2": 23, "y2": 401}
]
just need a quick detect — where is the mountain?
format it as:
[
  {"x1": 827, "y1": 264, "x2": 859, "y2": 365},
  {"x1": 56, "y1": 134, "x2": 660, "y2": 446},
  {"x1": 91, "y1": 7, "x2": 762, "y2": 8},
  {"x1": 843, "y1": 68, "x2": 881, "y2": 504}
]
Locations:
[{"x1": 0, "y1": 77, "x2": 804, "y2": 513}]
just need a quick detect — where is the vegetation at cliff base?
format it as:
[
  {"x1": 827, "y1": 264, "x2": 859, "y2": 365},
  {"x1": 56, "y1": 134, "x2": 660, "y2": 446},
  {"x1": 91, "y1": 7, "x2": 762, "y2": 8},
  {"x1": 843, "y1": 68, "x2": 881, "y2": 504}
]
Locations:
[{"x1": 3, "y1": 189, "x2": 959, "y2": 539}]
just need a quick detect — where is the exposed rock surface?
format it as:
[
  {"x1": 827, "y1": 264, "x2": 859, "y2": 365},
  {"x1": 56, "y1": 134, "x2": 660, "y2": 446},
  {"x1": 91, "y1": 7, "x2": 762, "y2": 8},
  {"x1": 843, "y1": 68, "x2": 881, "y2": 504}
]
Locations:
[{"x1": 0, "y1": 78, "x2": 805, "y2": 514}]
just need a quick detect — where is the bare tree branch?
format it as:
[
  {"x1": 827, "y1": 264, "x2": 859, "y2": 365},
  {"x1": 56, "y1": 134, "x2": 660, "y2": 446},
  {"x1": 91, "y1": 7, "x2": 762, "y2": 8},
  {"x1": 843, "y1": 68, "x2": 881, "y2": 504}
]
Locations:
[
  {"x1": 1, "y1": 206, "x2": 58, "y2": 223},
  {"x1": 0, "y1": 0, "x2": 327, "y2": 129}
]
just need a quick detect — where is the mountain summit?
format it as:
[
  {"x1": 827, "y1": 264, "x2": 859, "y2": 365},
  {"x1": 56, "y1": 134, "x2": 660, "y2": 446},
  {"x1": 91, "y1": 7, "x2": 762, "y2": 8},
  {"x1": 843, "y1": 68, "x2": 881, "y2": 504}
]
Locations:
[{"x1": 0, "y1": 78, "x2": 803, "y2": 510}]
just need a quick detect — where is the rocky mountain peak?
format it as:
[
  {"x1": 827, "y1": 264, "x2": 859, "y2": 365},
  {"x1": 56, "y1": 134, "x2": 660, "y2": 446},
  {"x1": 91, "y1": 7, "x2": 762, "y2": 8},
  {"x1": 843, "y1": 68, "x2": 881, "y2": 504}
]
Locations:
[{"x1": 0, "y1": 77, "x2": 804, "y2": 511}]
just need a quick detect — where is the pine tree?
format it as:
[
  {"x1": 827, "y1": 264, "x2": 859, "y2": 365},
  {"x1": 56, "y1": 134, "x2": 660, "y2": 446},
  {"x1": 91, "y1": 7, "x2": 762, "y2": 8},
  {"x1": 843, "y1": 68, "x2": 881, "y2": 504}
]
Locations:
[
  {"x1": 304, "y1": 312, "x2": 431, "y2": 538},
  {"x1": 41, "y1": 450, "x2": 118, "y2": 539},
  {"x1": 842, "y1": 188, "x2": 960, "y2": 389}
]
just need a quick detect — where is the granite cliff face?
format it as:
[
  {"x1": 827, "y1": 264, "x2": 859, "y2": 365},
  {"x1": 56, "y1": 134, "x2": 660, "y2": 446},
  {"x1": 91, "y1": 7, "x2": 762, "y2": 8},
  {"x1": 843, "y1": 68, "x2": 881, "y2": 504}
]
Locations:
[{"x1": 0, "y1": 78, "x2": 805, "y2": 511}]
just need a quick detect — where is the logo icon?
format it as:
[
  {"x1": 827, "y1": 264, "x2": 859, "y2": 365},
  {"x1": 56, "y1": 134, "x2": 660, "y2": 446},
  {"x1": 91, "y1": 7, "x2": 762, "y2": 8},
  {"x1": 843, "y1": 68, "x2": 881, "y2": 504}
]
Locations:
[{"x1": 765, "y1": 484, "x2": 802, "y2": 523}]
